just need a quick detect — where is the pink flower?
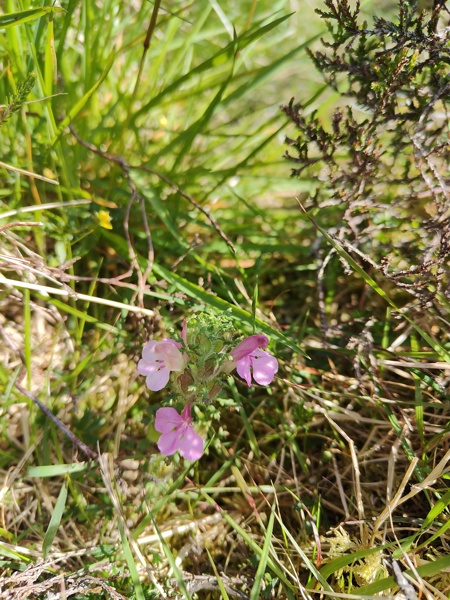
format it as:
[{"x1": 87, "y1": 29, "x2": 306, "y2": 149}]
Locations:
[
  {"x1": 137, "y1": 339, "x2": 187, "y2": 391},
  {"x1": 155, "y1": 405, "x2": 204, "y2": 460},
  {"x1": 230, "y1": 334, "x2": 278, "y2": 387}
]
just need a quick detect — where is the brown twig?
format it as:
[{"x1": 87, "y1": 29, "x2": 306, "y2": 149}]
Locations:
[
  {"x1": 131, "y1": 0, "x2": 162, "y2": 101},
  {"x1": 14, "y1": 381, "x2": 98, "y2": 461}
]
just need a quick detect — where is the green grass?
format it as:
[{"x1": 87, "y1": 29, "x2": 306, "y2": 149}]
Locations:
[{"x1": 1, "y1": 0, "x2": 450, "y2": 598}]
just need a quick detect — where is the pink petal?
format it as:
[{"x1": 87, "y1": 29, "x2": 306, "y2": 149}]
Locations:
[
  {"x1": 251, "y1": 351, "x2": 278, "y2": 386},
  {"x1": 161, "y1": 338, "x2": 182, "y2": 348},
  {"x1": 155, "y1": 407, "x2": 184, "y2": 433},
  {"x1": 236, "y1": 356, "x2": 252, "y2": 386},
  {"x1": 179, "y1": 426, "x2": 204, "y2": 461},
  {"x1": 137, "y1": 358, "x2": 158, "y2": 376},
  {"x1": 181, "y1": 403, "x2": 192, "y2": 422},
  {"x1": 157, "y1": 430, "x2": 182, "y2": 456},
  {"x1": 145, "y1": 367, "x2": 170, "y2": 391},
  {"x1": 154, "y1": 341, "x2": 186, "y2": 371},
  {"x1": 231, "y1": 334, "x2": 268, "y2": 361},
  {"x1": 141, "y1": 340, "x2": 159, "y2": 361}
]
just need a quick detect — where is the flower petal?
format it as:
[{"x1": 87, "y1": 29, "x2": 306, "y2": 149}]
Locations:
[
  {"x1": 155, "y1": 407, "x2": 184, "y2": 433},
  {"x1": 231, "y1": 334, "x2": 268, "y2": 361},
  {"x1": 145, "y1": 367, "x2": 170, "y2": 391},
  {"x1": 154, "y1": 341, "x2": 186, "y2": 371},
  {"x1": 251, "y1": 351, "x2": 278, "y2": 385},
  {"x1": 161, "y1": 338, "x2": 182, "y2": 348},
  {"x1": 179, "y1": 426, "x2": 204, "y2": 461},
  {"x1": 157, "y1": 430, "x2": 182, "y2": 456},
  {"x1": 141, "y1": 340, "x2": 159, "y2": 361},
  {"x1": 236, "y1": 356, "x2": 252, "y2": 386},
  {"x1": 137, "y1": 358, "x2": 158, "y2": 376},
  {"x1": 181, "y1": 403, "x2": 192, "y2": 423}
]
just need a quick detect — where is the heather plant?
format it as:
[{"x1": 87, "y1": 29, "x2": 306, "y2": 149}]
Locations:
[{"x1": 283, "y1": 0, "x2": 450, "y2": 309}]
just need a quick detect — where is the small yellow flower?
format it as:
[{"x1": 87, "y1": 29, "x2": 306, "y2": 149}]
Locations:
[{"x1": 97, "y1": 210, "x2": 113, "y2": 230}]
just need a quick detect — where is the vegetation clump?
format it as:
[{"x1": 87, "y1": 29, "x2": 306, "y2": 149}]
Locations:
[
  {"x1": 283, "y1": 0, "x2": 450, "y2": 306},
  {"x1": 1, "y1": 1, "x2": 450, "y2": 598}
]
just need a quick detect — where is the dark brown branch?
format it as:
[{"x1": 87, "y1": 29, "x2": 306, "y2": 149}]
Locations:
[{"x1": 14, "y1": 381, "x2": 98, "y2": 461}]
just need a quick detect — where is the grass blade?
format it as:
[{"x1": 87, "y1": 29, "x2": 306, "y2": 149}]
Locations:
[
  {"x1": 206, "y1": 548, "x2": 230, "y2": 600},
  {"x1": 0, "y1": 7, "x2": 61, "y2": 28},
  {"x1": 200, "y1": 490, "x2": 296, "y2": 598},
  {"x1": 151, "y1": 262, "x2": 305, "y2": 354},
  {"x1": 249, "y1": 502, "x2": 275, "y2": 600},
  {"x1": 117, "y1": 519, "x2": 146, "y2": 600},
  {"x1": 132, "y1": 12, "x2": 294, "y2": 122},
  {"x1": 170, "y1": 59, "x2": 237, "y2": 169},
  {"x1": 151, "y1": 517, "x2": 192, "y2": 600},
  {"x1": 300, "y1": 205, "x2": 450, "y2": 363},
  {"x1": 27, "y1": 463, "x2": 89, "y2": 478},
  {"x1": 319, "y1": 542, "x2": 393, "y2": 581},
  {"x1": 223, "y1": 36, "x2": 321, "y2": 106},
  {"x1": 42, "y1": 481, "x2": 67, "y2": 558}
]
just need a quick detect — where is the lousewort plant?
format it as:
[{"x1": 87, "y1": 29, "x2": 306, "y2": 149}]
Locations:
[{"x1": 137, "y1": 313, "x2": 278, "y2": 460}]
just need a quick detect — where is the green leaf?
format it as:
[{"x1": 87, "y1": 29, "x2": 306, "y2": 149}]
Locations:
[
  {"x1": 117, "y1": 519, "x2": 146, "y2": 600},
  {"x1": 132, "y1": 12, "x2": 294, "y2": 123},
  {"x1": 150, "y1": 518, "x2": 192, "y2": 600},
  {"x1": 200, "y1": 491, "x2": 296, "y2": 598},
  {"x1": 164, "y1": 56, "x2": 236, "y2": 169},
  {"x1": 319, "y1": 542, "x2": 393, "y2": 580},
  {"x1": 395, "y1": 488, "x2": 450, "y2": 554},
  {"x1": 206, "y1": 548, "x2": 230, "y2": 600},
  {"x1": 27, "y1": 463, "x2": 89, "y2": 478},
  {"x1": 43, "y1": 482, "x2": 68, "y2": 558},
  {"x1": 0, "y1": 544, "x2": 32, "y2": 561},
  {"x1": 132, "y1": 179, "x2": 189, "y2": 249},
  {"x1": 44, "y1": 13, "x2": 55, "y2": 97},
  {"x1": 250, "y1": 503, "x2": 275, "y2": 600},
  {"x1": 223, "y1": 36, "x2": 321, "y2": 106},
  {"x1": 35, "y1": 296, "x2": 98, "y2": 323}
]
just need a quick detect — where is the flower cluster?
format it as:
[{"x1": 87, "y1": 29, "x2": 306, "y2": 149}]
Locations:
[{"x1": 137, "y1": 319, "x2": 278, "y2": 462}]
